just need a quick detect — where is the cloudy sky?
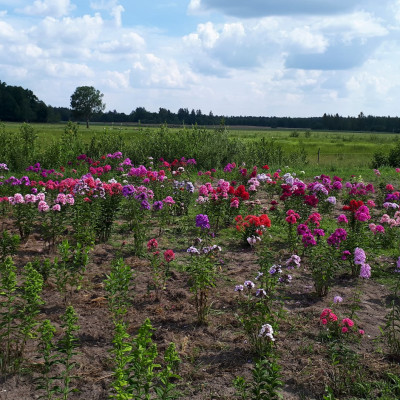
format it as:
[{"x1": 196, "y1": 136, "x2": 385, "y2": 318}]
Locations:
[{"x1": 1, "y1": 0, "x2": 400, "y2": 117}]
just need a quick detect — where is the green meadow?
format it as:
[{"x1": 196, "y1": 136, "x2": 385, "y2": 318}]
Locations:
[{"x1": 2, "y1": 121, "x2": 399, "y2": 175}]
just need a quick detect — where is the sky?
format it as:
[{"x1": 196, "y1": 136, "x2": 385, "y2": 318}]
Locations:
[{"x1": 1, "y1": 0, "x2": 400, "y2": 117}]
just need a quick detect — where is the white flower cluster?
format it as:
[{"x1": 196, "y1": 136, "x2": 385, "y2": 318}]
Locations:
[{"x1": 258, "y1": 324, "x2": 275, "y2": 341}]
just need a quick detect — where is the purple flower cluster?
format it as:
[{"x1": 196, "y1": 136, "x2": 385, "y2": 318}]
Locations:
[
  {"x1": 327, "y1": 228, "x2": 348, "y2": 247},
  {"x1": 107, "y1": 151, "x2": 123, "y2": 159},
  {"x1": 196, "y1": 214, "x2": 210, "y2": 230}
]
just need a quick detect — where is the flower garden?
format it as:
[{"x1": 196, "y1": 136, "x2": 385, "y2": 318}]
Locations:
[{"x1": 1, "y1": 124, "x2": 400, "y2": 399}]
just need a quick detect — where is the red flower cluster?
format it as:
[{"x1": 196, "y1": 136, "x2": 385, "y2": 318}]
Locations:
[
  {"x1": 235, "y1": 214, "x2": 271, "y2": 235},
  {"x1": 342, "y1": 199, "x2": 364, "y2": 212},
  {"x1": 233, "y1": 185, "x2": 250, "y2": 200}
]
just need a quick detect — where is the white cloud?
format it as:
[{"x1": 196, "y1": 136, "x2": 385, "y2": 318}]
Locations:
[
  {"x1": 101, "y1": 70, "x2": 130, "y2": 89},
  {"x1": 43, "y1": 61, "x2": 93, "y2": 78},
  {"x1": 17, "y1": 0, "x2": 74, "y2": 18},
  {"x1": 90, "y1": 0, "x2": 125, "y2": 26},
  {"x1": 131, "y1": 53, "x2": 197, "y2": 89},
  {"x1": 98, "y1": 32, "x2": 145, "y2": 54},
  {"x1": 34, "y1": 13, "x2": 104, "y2": 47}
]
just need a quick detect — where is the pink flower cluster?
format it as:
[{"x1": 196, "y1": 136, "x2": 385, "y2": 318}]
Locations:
[
  {"x1": 285, "y1": 209, "x2": 300, "y2": 224},
  {"x1": 380, "y1": 212, "x2": 400, "y2": 227},
  {"x1": 320, "y1": 308, "x2": 364, "y2": 336}
]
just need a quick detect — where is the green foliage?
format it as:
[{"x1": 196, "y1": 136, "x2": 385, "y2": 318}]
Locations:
[
  {"x1": 233, "y1": 357, "x2": 283, "y2": 400},
  {"x1": 0, "y1": 256, "x2": 18, "y2": 371},
  {"x1": 185, "y1": 248, "x2": 219, "y2": 324},
  {"x1": 0, "y1": 258, "x2": 43, "y2": 371},
  {"x1": 31, "y1": 257, "x2": 53, "y2": 283},
  {"x1": 36, "y1": 319, "x2": 58, "y2": 400},
  {"x1": 57, "y1": 306, "x2": 80, "y2": 400},
  {"x1": 383, "y1": 272, "x2": 400, "y2": 356},
  {"x1": 109, "y1": 318, "x2": 181, "y2": 400},
  {"x1": 17, "y1": 263, "x2": 44, "y2": 358},
  {"x1": 53, "y1": 240, "x2": 90, "y2": 302},
  {"x1": 105, "y1": 258, "x2": 134, "y2": 322},
  {"x1": 0, "y1": 230, "x2": 20, "y2": 262}
]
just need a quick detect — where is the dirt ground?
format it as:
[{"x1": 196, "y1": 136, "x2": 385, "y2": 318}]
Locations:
[{"x1": 1, "y1": 221, "x2": 399, "y2": 400}]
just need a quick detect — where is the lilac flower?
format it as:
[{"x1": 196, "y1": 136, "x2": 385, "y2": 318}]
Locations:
[
  {"x1": 140, "y1": 200, "x2": 151, "y2": 210},
  {"x1": 196, "y1": 214, "x2": 210, "y2": 229},
  {"x1": 235, "y1": 285, "x2": 244, "y2": 292},
  {"x1": 256, "y1": 288, "x2": 267, "y2": 297},
  {"x1": 286, "y1": 255, "x2": 301, "y2": 269},
  {"x1": 326, "y1": 196, "x2": 336, "y2": 205},
  {"x1": 187, "y1": 246, "x2": 200, "y2": 254},
  {"x1": 354, "y1": 247, "x2": 366, "y2": 265},
  {"x1": 395, "y1": 257, "x2": 400, "y2": 273},
  {"x1": 359, "y1": 263, "x2": 371, "y2": 279},
  {"x1": 269, "y1": 265, "x2": 282, "y2": 275},
  {"x1": 333, "y1": 295, "x2": 343, "y2": 304},
  {"x1": 244, "y1": 280, "x2": 255, "y2": 289}
]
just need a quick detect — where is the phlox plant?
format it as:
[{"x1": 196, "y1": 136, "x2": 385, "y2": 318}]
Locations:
[
  {"x1": 383, "y1": 258, "x2": 400, "y2": 356},
  {"x1": 285, "y1": 209, "x2": 300, "y2": 252},
  {"x1": 233, "y1": 356, "x2": 283, "y2": 400},
  {"x1": 319, "y1": 308, "x2": 364, "y2": 342},
  {"x1": 0, "y1": 258, "x2": 44, "y2": 372},
  {"x1": 185, "y1": 242, "x2": 222, "y2": 324},
  {"x1": 105, "y1": 257, "x2": 135, "y2": 323},
  {"x1": 307, "y1": 237, "x2": 343, "y2": 297},
  {"x1": 56, "y1": 306, "x2": 80, "y2": 400},
  {"x1": 234, "y1": 249, "x2": 288, "y2": 358},
  {"x1": 70, "y1": 195, "x2": 96, "y2": 247},
  {"x1": 196, "y1": 179, "x2": 244, "y2": 231},
  {"x1": 109, "y1": 318, "x2": 181, "y2": 400},
  {"x1": 9, "y1": 192, "x2": 38, "y2": 240},
  {"x1": 38, "y1": 193, "x2": 74, "y2": 249},
  {"x1": 120, "y1": 184, "x2": 154, "y2": 256},
  {"x1": 235, "y1": 214, "x2": 271, "y2": 246},
  {"x1": 53, "y1": 240, "x2": 90, "y2": 303},
  {"x1": 93, "y1": 182, "x2": 123, "y2": 242},
  {"x1": 0, "y1": 230, "x2": 20, "y2": 262},
  {"x1": 170, "y1": 180, "x2": 195, "y2": 217},
  {"x1": 147, "y1": 239, "x2": 175, "y2": 300},
  {"x1": 234, "y1": 280, "x2": 279, "y2": 357},
  {"x1": 341, "y1": 199, "x2": 371, "y2": 250}
]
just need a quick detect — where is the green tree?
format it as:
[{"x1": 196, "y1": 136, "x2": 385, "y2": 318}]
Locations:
[{"x1": 70, "y1": 86, "x2": 105, "y2": 128}]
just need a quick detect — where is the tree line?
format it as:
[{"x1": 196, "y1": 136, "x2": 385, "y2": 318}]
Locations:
[{"x1": 2, "y1": 81, "x2": 400, "y2": 132}]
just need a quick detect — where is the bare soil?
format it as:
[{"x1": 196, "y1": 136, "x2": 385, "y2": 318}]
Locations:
[{"x1": 0, "y1": 224, "x2": 399, "y2": 400}]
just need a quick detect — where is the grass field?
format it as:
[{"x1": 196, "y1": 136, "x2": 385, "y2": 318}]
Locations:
[{"x1": 2, "y1": 121, "x2": 399, "y2": 171}]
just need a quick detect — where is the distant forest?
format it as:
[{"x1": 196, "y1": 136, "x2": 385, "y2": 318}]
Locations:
[{"x1": 2, "y1": 80, "x2": 400, "y2": 132}]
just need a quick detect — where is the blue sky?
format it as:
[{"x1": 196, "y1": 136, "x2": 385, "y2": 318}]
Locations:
[{"x1": 0, "y1": 0, "x2": 399, "y2": 117}]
